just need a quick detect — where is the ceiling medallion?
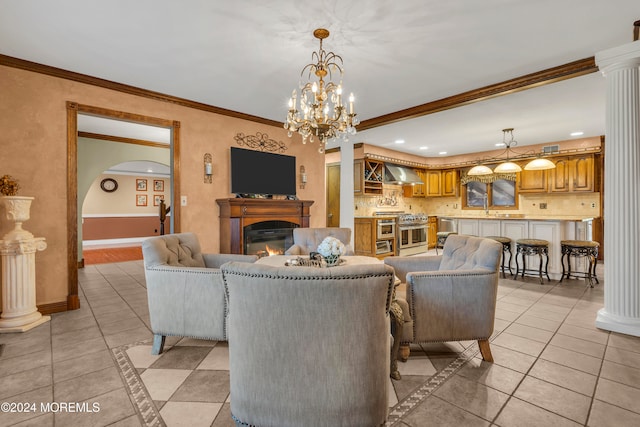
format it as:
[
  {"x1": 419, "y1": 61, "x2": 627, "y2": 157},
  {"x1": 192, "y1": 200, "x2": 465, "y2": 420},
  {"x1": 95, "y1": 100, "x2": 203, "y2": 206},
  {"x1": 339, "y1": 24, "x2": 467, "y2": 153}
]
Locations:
[{"x1": 285, "y1": 28, "x2": 359, "y2": 153}]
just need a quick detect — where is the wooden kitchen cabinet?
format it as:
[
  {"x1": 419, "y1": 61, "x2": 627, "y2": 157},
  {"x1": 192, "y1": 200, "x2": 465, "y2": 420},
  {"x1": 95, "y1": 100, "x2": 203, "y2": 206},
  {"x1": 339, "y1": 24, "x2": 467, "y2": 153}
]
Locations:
[
  {"x1": 427, "y1": 216, "x2": 437, "y2": 248},
  {"x1": 425, "y1": 170, "x2": 442, "y2": 197},
  {"x1": 353, "y1": 160, "x2": 363, "y2": 194},
  {"x1": 354, "y1": 159, "x2": 384, "y2": 195},
  {"x1": 548, "y1": 155, "x2": 594, "y2": 193},
  {"x1": 441, "y1": 169, "x2": 458, "y2": 196},
  {"x1": 518, "y1": 162, "x2": 548, "y2": 193},
  {"x1": 403, "y1": 169, "x2": 426, "y2": 198},
  {"x1": 354, "y1": 217, "x2": 396, "y2": 259}
]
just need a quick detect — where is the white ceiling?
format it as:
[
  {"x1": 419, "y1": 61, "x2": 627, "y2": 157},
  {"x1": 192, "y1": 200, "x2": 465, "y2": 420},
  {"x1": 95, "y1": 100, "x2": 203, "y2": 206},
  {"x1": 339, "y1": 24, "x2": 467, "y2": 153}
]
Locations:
[{"x1": 2, "y1": 1, "x2": 638, "y2": 157}]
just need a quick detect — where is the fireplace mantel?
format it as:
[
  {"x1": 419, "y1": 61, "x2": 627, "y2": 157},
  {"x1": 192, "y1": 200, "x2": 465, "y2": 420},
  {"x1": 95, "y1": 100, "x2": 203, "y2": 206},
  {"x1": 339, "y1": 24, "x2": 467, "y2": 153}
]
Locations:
[{"x1": 216, "y1": 198, "x2": 314, "y2": 254}]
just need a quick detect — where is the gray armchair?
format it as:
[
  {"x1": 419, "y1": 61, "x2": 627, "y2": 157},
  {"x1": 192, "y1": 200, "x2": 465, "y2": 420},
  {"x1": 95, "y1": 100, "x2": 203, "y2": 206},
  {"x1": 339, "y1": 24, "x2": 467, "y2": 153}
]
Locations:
[
  {"x1": 384, "y1": 234, "x2": 502, "y2": 362},
  {"x1": 284, "y1": 227, "x2": 354, "y2": 255},
  {"x1": 221, "y1": 261, "x2": 394, "y2": 427},
  {"x1": 142, "y1": 232, "x2": 257, "y2": 354}
]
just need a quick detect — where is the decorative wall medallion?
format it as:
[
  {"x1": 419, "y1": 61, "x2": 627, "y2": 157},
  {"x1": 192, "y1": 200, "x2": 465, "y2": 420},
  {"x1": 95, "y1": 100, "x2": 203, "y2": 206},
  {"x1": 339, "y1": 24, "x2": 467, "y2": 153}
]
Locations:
[{"x1": 234, "y1": 132, "x2": 287, "y2": 153}]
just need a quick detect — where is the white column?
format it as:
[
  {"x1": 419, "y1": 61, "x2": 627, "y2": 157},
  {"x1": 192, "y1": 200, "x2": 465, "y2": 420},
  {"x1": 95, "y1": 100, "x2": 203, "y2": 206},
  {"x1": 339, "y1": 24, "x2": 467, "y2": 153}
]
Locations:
[
  {"x1": 0, "y1": 196, "x2": 49, "y2": 333},
  {"x1": 595, "y1": 41, "x2": 640, "y2": 336},
  {"x1": 339, "y1": 140, "x2": 355, "y2": 247}
]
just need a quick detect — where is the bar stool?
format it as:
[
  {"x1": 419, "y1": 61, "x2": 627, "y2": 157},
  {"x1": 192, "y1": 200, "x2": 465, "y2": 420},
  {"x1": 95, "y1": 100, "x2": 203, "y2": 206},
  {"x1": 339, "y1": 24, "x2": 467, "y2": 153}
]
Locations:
[
  {"x1": 559, "y1": 240, "x2": 600, "y2": 287},
  {"x1": 435, "y1": 231, "x2": 457, "y2": 255},
  {"x1": 515, "y1": 239, "x2": 550, "y2": 284},
  {"x1": 486, "y1": 236, "x2": 512, "y2": 278}
]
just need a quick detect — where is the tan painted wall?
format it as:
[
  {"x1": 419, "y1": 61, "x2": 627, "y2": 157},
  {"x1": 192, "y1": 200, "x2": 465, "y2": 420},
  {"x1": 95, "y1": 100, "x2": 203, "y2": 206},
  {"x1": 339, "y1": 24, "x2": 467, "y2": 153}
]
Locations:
[
  {"x1": 0, "y1": 65, "x2": 326, "y2": 307},
  {"x1": 83, "y1": 174, "x2": 169, "y2": 215}
]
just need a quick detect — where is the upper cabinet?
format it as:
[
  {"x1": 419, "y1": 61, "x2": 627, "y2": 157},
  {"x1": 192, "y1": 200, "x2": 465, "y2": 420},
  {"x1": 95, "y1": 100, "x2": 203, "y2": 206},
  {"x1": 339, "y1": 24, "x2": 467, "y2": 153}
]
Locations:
[
  {"x1": 403, "y1": 168, "x2": 458, "y2": 198},
  {"x1": 548, "y1": 155, "x2": 594, "y2": 192},
  {"x1": 425, "y1": 170, "x2": 442, "y2": 197},
  {"x1": 518, "y1": 163, "x2": 548, "y2": 193},
  {"x1": 517, "y1": 154, "x2": 594, "y2": 193},
  {"x1": 354, "y1": 159, "x2": 383, "y2": 195},
  {"x1": 402, "y1": 169, "x2": 426, "y2": 197},
  {"x1": 441, "y1": 169, "x2": 459, "y2": 197}
]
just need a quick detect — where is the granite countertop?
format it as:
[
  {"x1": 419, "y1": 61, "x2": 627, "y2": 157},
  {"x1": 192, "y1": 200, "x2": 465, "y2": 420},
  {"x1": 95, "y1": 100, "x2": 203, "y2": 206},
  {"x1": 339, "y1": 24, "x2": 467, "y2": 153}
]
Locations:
[{"x1": 437, "y1": 215, "x2": 597, "y2": 221}]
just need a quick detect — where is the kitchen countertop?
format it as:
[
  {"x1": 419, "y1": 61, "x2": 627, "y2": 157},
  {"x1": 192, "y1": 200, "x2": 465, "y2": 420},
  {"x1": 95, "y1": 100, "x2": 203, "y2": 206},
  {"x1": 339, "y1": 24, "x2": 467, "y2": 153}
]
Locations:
[{"x1": 437, "y1": 215, "x2": 597, "y2": 221}]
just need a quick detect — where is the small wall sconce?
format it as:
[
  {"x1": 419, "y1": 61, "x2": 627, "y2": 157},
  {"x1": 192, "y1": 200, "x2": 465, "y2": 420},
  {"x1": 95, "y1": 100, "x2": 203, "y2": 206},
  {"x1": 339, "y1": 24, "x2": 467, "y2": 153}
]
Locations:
[
  {"x1": 299, "y1": 165, "x2": 307, "y2": 189},
  {"x1": 204, "y1": 153, "x2": 212, "y2": 184}
]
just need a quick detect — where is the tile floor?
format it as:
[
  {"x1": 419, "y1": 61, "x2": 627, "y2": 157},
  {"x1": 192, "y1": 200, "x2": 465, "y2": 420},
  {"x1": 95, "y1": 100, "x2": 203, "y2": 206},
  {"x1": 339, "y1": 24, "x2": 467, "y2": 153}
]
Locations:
[{"x1": 0, "y1": 259, "x2": 639, "y2": 426}]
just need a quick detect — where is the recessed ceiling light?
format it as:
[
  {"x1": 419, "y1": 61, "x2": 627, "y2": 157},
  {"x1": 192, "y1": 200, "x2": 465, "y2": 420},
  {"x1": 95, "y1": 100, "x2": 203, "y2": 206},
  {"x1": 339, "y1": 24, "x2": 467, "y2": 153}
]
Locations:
[
  {"x1": 495, "y1": 143, "x2": 505, "y2": 147},
  {"x1": 147, "y1": 168, "x2": 153, "y2": 173},
  {"x1": 439, "y1": 151, "x2": 447, "y2": 155},
  {"x1": 570, "y1": 131, "x2": 584, "y2": 137},
  {"x1": 419, "y1": 146, "x2": 428, "y2": 150},
  {"x1": 395, "y1": 139, "x2": 405, "y2": 144}
]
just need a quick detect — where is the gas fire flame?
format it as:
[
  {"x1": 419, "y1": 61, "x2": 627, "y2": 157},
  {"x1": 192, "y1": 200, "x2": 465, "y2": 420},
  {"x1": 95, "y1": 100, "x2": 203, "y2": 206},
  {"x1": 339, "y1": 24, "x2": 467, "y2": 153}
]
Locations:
[{"x1": 265, "y1": 245, "x2": 283, "y2": 256}]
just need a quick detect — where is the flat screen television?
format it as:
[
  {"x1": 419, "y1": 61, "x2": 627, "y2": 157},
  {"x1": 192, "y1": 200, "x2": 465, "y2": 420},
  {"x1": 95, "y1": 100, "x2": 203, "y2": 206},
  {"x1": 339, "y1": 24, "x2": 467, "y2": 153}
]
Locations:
[{"x1": 230, "y1": 147, "x2": 297, "y2": 196}]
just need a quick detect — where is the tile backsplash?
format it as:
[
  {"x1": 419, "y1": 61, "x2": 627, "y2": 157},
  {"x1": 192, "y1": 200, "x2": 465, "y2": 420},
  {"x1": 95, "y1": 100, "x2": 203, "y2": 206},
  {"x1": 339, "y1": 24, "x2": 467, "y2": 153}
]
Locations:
[{"x1": 354, "y1": 185, "x2": 600, "y2": 218}]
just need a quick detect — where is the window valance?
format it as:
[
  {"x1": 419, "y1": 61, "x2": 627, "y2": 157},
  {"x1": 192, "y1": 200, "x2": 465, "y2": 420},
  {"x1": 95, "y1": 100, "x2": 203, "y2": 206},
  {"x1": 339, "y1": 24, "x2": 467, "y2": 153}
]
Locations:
[{"x1": 460, "y1": 171, "x2": 517, "y2": 185}]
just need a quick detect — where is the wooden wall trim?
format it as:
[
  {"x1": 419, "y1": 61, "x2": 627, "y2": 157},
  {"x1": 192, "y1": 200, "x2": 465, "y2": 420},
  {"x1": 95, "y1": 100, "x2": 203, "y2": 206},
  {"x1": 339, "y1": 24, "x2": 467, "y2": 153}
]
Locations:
[
  {"x1": 66, "y1": 101, "x2": 80, "y2": 310},
  {"x1": 67, "y1": 103, "x2": 181, "y2": 311},
  {"x1": 172, "y1": 121, "x2": 181, "y2": 233},
  {"x1": 38, "y1": 301, "x2": 69, "y2": 316},
  {"x1": 1, "y1": 53, "x2": 282, "y2": 128},
  {"x1": 78, "y1": 131, "x2": 170, "y2": 149},
  {"x1": 358, "y1": 57, "x2": 598, "y2": 131}
]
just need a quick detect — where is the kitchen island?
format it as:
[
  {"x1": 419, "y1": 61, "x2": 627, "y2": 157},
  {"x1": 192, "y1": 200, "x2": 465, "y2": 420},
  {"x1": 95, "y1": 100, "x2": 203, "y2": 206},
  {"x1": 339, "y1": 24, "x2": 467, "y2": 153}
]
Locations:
[{"x1": 438, "y1": 215, "x2": 596, "y2": 280}]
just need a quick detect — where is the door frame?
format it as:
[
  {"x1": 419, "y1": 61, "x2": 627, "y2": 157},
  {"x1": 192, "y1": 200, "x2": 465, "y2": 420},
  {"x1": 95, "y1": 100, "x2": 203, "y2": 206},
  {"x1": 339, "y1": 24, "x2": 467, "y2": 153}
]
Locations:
[{"x1": 66, "y1": 102, "x2": 181, "y2": 309}]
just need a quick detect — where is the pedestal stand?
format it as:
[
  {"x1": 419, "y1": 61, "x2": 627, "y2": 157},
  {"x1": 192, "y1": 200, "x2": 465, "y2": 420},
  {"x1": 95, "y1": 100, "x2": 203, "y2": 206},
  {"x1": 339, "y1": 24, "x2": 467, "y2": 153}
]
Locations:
[{"x1": 0, "y1": 196, "x2": 49, "y2": 333}]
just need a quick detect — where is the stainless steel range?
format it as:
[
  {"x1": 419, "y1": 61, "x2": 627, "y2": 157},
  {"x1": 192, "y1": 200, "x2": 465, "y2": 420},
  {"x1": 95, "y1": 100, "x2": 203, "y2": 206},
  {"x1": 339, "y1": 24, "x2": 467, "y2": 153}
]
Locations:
[{"x1": 398, "y1": 213, "x2": 429, "y2": 256}]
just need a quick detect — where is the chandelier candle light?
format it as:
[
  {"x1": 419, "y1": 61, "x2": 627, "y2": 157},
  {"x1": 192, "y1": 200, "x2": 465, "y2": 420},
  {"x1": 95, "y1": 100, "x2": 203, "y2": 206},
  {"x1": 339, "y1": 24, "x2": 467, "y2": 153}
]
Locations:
[
  {"x1": 285, "y1": 28, "x2": 358, "y2": 152},
  {"x1": 467, "y1": 128, "x2": 556, "y2": 176}
]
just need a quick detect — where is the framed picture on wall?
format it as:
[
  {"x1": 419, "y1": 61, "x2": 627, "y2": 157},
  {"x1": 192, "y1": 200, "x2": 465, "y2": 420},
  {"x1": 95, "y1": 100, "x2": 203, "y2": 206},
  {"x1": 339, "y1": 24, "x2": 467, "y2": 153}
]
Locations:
[
  {"x1": 136, "y1": 194, "x2": 148, "y2": 207},
  {"x1": 136, "y1": 179, "x2": 147, "y2": 191},
  {"x1": 153, "y1": 179, "x2": 164, "y2": 192},
  {"x1": 153, "y1": 194, "x2": 164, "y2": 206}
]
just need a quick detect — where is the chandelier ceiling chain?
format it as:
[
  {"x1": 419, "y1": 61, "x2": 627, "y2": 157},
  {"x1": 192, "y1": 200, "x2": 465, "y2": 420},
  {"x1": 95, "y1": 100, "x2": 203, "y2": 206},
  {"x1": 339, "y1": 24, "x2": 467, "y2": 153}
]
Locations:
[
  {"x1": 467, "y1": 128, "x2": 556, "y2": 176},
  {"x1": 285, "y1": 28, "x2": 359, "y2": 153}
]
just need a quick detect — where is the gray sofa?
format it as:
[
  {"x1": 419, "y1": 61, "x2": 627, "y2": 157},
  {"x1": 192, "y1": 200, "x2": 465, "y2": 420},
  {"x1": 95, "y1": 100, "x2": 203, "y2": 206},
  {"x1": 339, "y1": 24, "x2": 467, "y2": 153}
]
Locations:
[
  {"x1": 142, "y1": 232, "x2": 257, "y2": 354},
  {"x1": 284, "y1": 227, "x2": 354, "y2": 255},
  {"x1": 221, "y1": 261, "x2": 394, "y2": 427},
  {"x1": 384, "y1": 234, "x2": 502, "y2": 362}
]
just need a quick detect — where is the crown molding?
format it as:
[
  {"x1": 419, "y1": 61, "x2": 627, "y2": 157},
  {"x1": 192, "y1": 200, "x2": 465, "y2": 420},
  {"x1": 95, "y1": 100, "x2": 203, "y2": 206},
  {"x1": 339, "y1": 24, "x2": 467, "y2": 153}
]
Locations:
[
  {"x1": 0, "y1": 54, "x2": 282, "y2": 128},
  {"x1": 358, "y1": 57, "x2": 598, "y2": 131}
]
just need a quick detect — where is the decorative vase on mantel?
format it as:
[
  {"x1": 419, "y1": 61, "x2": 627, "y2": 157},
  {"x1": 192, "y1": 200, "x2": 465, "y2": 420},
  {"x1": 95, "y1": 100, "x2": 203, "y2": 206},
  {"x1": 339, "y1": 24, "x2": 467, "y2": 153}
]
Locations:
[{"x1": 0, "y1": 195, "x2": 50, "y2": 333}]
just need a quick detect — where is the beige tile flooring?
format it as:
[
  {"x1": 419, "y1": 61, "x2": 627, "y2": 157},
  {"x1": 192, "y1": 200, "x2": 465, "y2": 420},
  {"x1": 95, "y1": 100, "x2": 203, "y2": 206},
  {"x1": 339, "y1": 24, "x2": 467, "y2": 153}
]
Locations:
[{"x1": 0, "y1": 260, "x2": 639, "y2": 426}]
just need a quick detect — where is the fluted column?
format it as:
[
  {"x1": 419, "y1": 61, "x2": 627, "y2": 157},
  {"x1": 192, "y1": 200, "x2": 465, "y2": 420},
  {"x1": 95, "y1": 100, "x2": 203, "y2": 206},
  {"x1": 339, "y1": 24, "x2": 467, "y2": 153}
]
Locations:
[{"x1": 595, "y1": 41, "x2": 640, "y2": 336}]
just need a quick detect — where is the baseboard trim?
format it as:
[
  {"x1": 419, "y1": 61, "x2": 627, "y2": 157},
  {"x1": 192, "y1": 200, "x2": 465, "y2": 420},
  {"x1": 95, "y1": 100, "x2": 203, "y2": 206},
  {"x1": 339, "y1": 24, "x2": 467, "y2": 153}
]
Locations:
[{"x1": 38, "y1": 301, "x2": 69, "y2": 315}]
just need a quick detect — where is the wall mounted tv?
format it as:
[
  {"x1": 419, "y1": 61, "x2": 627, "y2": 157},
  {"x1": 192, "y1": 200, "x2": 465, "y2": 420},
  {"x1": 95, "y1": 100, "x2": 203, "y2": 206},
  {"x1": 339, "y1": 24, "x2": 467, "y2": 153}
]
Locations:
[{"x1": 230, "y1": 147, "x2": 297, "y2": 196}]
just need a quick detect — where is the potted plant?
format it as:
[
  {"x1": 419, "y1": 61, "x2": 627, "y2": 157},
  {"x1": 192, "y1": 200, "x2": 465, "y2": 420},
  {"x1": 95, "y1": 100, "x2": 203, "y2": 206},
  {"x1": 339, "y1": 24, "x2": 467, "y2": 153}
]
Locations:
[{"x1": 0, "y1": 174, "x2": 20, "y2": 196}]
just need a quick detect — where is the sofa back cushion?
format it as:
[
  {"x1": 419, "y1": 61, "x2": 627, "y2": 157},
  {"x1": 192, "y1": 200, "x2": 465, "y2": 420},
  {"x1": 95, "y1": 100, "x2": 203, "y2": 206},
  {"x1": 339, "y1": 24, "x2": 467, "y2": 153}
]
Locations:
[
  {"x1": 439, "y1": 234, "x2": 501, "y2": 271},
  {"x1": 142, "y1": 233, "x2": 205, "y2": 268},
  {"x1": 291, "y1": 227, "x2": 351, "y2": 254}
]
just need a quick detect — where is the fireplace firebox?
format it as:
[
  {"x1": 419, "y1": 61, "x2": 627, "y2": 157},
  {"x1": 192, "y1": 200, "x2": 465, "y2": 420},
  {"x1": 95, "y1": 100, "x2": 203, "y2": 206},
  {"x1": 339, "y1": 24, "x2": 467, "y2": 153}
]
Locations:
[{"x1": 244, "y1": 221, "x2": 298, "y2": 257}]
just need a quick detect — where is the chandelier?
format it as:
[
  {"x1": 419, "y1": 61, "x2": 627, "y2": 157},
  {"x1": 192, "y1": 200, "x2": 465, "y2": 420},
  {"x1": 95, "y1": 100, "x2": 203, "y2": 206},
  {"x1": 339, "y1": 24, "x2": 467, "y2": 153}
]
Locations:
[
  {"x1": 285, "y1": 28, "x2": 359, "y2": 153},
  {"x1": 467, "y1": 128, "x2": 556, "y2": 176}
]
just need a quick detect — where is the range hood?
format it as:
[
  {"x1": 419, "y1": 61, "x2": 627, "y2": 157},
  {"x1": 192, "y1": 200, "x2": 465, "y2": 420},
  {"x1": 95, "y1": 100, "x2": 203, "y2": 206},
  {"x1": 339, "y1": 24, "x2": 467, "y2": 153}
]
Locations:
[{"x1": 384, "y1": 164, "x2": 424, "y2": 185}]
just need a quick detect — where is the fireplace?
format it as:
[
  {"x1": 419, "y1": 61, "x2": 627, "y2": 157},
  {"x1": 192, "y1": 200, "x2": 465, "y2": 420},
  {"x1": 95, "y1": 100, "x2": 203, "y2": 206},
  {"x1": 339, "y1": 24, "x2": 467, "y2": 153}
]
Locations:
[
  {"x1": 244, "y1": 221, "x2": 298, "y2": 257},
  {"x1": 216, "y1": 198, "x2": 314, "y2": 254}
]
